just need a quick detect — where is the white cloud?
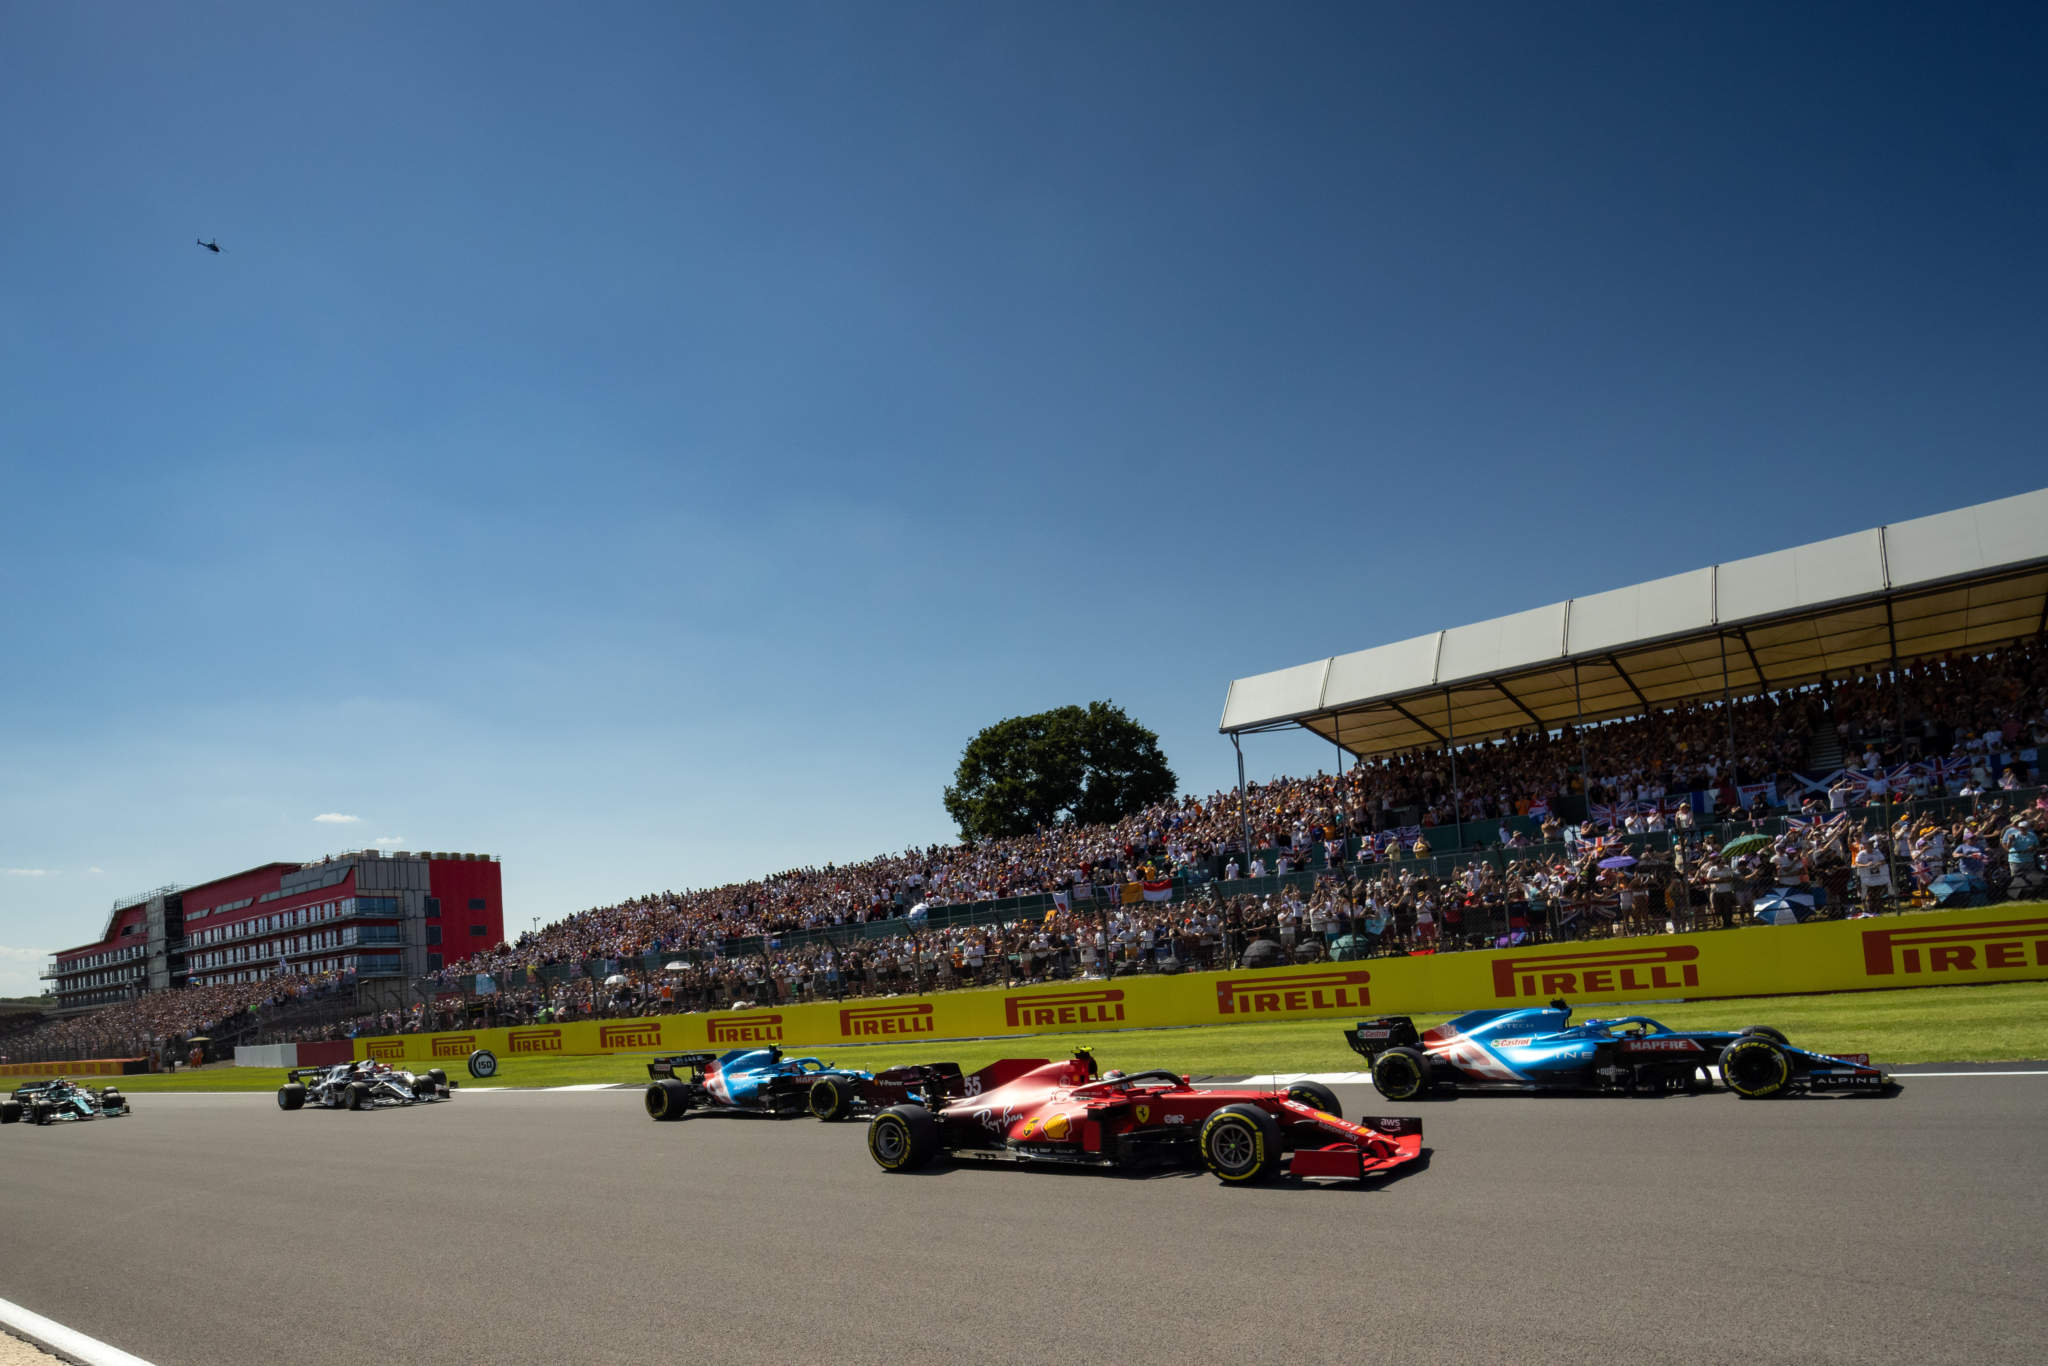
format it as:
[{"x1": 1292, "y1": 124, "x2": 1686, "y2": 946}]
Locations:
[
  {"x1": 373, "y1": 837, "x2": 407, "y2": 848},
  {"x1": 313, "y1": 813, "x2": 362, "y2": 824},
  {"x1": 86, "y1": 866, "x2": 104, "y2": 875},
  {"x1": 0, "y1": 945, "x2": 51, "y2": 997},
  {"x1": 5, "y1": 868, "x2": 54, "y2": 877}
]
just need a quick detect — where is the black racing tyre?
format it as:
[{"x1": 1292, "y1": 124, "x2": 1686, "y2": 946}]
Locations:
[
  {"x1": 277, "y1": 1084, "x2": 307, "y2": 1111},
  {"x1": 808, "y1": 1075, "x2": 857, "y2": 1121},
  {"x1": 0, "y1": 1101, "x2": 19, "y2": 1125},
  {"x1": 426, "y1": 1068, "x2": 448, "y2": 1088},
  {"x1": 1199, "y1": 1103, "x2": 1284, "y2": 1184},
  {"x1": 1371, "y1": 1046, "x2": 1433, "y2": 1102},
  {"x1": 346, "y1": 1082, "x2": 369, "y2": 1111},
  {"x1": 1720, "y1": 1037, "x2": 1794, "y2": 1099},
  {"x1": 467, "y1": 1049, "x2": 498, "y2": 1079},
  {"x1": 32, "y1": 1103, "x2": 52, "y2": 1126},
  {"x1": 1740, "y1": 1026, "x2": 1790, "y2": 1046},
  {"x1": 644, "y1": 1079, "x2": 693, "y2": 1121},
  {"x1": 868, "y1": 1105, "x2": 940, "y2": 1172},
  {"x1": 1286, "y1": 1080, "x2": 1341, "y2": 1118}
]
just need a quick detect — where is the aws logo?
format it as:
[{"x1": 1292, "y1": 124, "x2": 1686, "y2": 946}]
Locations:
[
  {"x1": 599, "y1": 1023, "x2": 663, "y2": 1050},
  {"x1": 1861, "y1": 916, "x2": 2048, "y2": 977},
  {"x1": 430, "y1": 1034, "x2": 476, "y2": 1058},
  {"x1": 507, "y1": 1028, "x2": 562, "y2": 1054},
  {"x1": 1215, "y1": 969, "x2": 1371, "y2": 1015},
  {"x1": 1003, "y1": 988, "x2": 1125, "y2": 1029},
  {"x1": 708, "y1": 1013, "x2": 783, "y2": 1044},
  {"x1": 839, "y1": 1002, "x2": 935, "y2": 1038},
  {"x1": 1490, "y1": 944, "x2": 1699, "y2": 999},
  {"x1": 366, "y1": 1040, "x2": 406, "y2": 1060}
]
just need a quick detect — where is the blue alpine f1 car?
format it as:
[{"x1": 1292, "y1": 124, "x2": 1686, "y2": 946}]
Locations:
[
  {"x1": 1346, "y1": 1001, "x2": 1896, "y2": 1099},
  {"x1": 644, "y1": 1047, "x2": 992, "y2": 1122},
  {"x1": 2, "y1": 1078, "x2": 132, "y2": 1125}
]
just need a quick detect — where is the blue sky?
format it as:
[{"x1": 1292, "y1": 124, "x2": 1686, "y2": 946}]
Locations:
[{"x1": 3, "y1": 3, "x2": 2044, "y2": 992}]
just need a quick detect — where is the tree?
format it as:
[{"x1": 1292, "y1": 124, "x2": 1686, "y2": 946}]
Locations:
[{"x1": 943, "y1": 701, "x2": 1178, "y2": 841}]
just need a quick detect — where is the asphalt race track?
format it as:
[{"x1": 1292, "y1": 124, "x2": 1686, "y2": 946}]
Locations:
[{"x1": 4, "y1": 1079, "x2": 2044, "y2": 1366}]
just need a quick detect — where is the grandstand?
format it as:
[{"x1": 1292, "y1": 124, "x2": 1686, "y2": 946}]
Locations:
[{"x1": 1221, "y1": 487, "x2": 2048, "y2": 761}]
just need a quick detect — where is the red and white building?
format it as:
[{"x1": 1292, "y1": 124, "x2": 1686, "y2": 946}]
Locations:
[{"x1": 44, "y1": 851, "x2": 504, "y2": 1010}]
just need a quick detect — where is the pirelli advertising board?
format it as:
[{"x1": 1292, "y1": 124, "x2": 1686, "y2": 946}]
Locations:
[
  {"x1": 355, "y1": 905, "x2": 2048, "y2": 1063},
  {"x1": 0, "y1": 1058, "x2": 143, "y2": 1078}
]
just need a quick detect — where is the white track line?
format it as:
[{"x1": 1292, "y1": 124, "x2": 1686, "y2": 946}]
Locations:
[
  {"x1": 1888, "y1": 1069, "x2": 2048, "y2": 1078},
  {"x1": 0, "y1": 1296, "x2": 157, "y2": 1366}
]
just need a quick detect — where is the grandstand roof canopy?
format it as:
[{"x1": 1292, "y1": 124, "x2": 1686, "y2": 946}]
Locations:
[{"x1": 1221, "y1": 488, "x2": 2048, "y2": 759}]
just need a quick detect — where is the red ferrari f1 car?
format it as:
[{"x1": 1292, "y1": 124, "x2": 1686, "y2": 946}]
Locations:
[{"x1": 865, "y1": 1051, "x2": 1424, "y2": 1184}]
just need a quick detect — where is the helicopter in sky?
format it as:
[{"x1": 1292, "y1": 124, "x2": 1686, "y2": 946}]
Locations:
[{"x1": 197, "y1": 238, "x2": 222, "y2": 253}]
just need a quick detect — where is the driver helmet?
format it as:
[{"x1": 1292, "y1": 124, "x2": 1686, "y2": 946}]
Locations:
[{"x1": 1102, "y1": 1069, "x2": 1126, "y2": 1082}]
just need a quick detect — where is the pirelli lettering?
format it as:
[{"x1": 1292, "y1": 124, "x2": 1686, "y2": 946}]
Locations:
[
  {"x1": 708, "y1": 1013, "x2": 784, "y2": 1044},
  {"x1": 598, "y1": 1023, "x2": 664, "y2": 1050},
  {"x1": 1003, "y1": 989, "x2": 1125, "y2": 1029},
  {"x1": 507, "y1": 1028, "x2": 563, "y2": 1054},
  {"x1": 1860, "y1": 916, "x2": 2048, "y2": 977},
  {"x1": 366, "y1": 1040, "x2": 406, "y2": 1060},
  {"x1": 1490, "y1": 945, "x2": 1700, "y2": 999},
  {"x1": 1215, "y1": 969, "x2": 1372, "y2": 1016},
  {"x1": 430, "y1": 1034, "x2": 477, "y2": 1059},
  {"x1": 839, "y1": 1003, "x2": 936, "y2": 1038}
]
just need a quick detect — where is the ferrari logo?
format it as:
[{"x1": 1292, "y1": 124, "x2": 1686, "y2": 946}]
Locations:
[{"x1": 1135, "y1": 1104, "x2": 1150, "y2": 1123}]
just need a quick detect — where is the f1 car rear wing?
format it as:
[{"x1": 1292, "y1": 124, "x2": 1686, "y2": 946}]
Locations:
[
  {"x1": 1346, "y1": 1018, "x2": 1422, "y2": 1059},
  {"x1": 962, "y1": 1058, "x2": 1052, "y2": 1096},
  {"x1": 646, "y1": 1052, "x2": 717, "y2": 1080}
]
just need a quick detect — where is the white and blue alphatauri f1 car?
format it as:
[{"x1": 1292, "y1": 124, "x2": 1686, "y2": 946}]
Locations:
[
  {"x1": 1347, "y1": 1000, "x2": 1897, "y2": 1099},
  {"x1": 277, "y1": 1059, "x2": 454, "y2": 1111}
]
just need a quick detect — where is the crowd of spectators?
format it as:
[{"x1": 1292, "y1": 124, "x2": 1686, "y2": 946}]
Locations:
[
  {"x1": 446, "y1": 645, "x2": 2045, "y2": 982},
  {"x1": 2, "y1": 972, "x2": 355, "y2": 1066},
  {"x1": 9, "y1": 644, "x2": 2045, "y2": 1058}
]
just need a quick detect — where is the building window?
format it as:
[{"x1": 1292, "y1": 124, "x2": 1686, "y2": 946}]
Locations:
[
  {"x1": 469, "y1": 924, "x2": 486, "y2": 936},
  {"x1": 427, "y1": 953, "x2": 442, "y2": 971},
  {"x1": 425, "y1": 926, "x2": 441, "y2": 945},
  {"x1": 468, "y1": 897, "x2": 486, "y2": 911},
  {"x1": 424, "y1": 897, "x2": 441, "y2": 918}
]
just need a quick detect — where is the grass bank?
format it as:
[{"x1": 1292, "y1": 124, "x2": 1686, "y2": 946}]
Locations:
[{"x1": 74, "y1": 979, "x2": 2048, "y2": 1092}]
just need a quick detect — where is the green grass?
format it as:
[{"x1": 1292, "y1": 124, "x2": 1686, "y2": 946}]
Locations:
[{"x1": 68, "y1": 979, "x2": 2048, "y2": 1092}]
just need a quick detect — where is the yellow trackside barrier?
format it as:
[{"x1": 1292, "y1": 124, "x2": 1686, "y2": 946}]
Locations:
[
  {"x1": 356, "y1": 904, "x2": 2048, "y2": 1063},
  {"x1": 0, "y1": 1058, "x2": 142, "y2": 1078}
]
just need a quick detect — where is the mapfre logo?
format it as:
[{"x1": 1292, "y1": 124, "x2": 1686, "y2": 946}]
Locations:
[
  {"x1": 430, "y1": 1034, "x2": 476, "y2": 1058},
  {"x1": 366, "y1": 1040, "x2": 405, "y2": 1060},
  {"x1": 840, "y1": 1002, "x2": 935, "y2": 1038},
  {"x1": 1861, "y1": 916, "x2": 2048, "y2": 977},
  {"x1": 507, "y1": 1028, "x2": 562, "y2": 1054},
  {"x1": 708, "y1": 1013, "x2": 783, "y2": 1044},
  {"x1": 1491, "y1": 944, "x2": 1700, "y2": 999},
  {"x1": 1004, "y1": 988, "x2": 1124, "y2": 1028},
  {"x1": 599, "y1": 1022, "x2": 663, "y2": 1050},
  {"x1": 1215, "y1": 969, "x2": 1372, "y2": 1016}
]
